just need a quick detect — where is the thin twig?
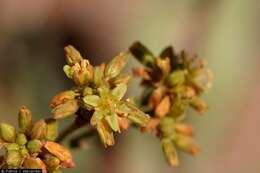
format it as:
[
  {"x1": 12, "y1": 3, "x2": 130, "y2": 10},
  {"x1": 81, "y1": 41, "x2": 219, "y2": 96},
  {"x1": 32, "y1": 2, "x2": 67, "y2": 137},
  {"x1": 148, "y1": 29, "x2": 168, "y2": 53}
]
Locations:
[
  {"x1": 70, "y1": 128, "x2": 97, "y2": 148},
  {"x1": 56, "y1": 122, "x2": 80, "y2": 142},
  {"x1": 56, "y1": 108, "x2": 94, "y2": 143}
]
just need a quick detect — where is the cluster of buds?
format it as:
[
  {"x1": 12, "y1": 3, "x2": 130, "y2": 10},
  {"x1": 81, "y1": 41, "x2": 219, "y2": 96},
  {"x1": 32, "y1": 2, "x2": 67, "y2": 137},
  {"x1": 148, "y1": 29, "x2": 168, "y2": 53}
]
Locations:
[
  {"x1": 50, "y1": 45, "x2": 150, "y2": 147},
  {"x1": 0, "y1": 106, "x2": 74, "y2": 173},
  {"x1": 129, "y1": 42, "x2": 212, "y2": 166}
]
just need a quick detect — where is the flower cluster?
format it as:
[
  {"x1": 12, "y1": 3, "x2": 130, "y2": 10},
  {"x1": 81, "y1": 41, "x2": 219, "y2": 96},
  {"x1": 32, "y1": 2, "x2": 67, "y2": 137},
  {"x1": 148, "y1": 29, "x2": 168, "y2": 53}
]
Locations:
[
  {"x1": 129, "y1": 42, "x2": 212, "y2": 166},
  {"x1": 0, "y1": 106, "x2": 74, "y2": 173},
  {"x1": 0, "y1": 42, "x2": 213, "y2": 171},
  {"x1": 50, "y1": 45, "x2": 150, "y2": 147}
]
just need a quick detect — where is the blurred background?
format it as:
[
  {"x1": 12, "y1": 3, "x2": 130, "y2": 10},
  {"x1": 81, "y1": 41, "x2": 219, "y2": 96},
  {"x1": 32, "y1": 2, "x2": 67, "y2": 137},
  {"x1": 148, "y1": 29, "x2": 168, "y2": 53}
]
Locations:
[{"x1": 0, "y1": 0, "x2": 259, "y2": 173}]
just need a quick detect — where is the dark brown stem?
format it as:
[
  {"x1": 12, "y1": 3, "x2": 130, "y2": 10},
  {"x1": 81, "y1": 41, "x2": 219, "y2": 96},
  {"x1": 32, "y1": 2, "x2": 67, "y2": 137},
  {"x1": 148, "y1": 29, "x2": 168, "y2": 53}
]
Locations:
[
  {"x1": 56, "y1": 122, "x2": 80, "y2": 142},
  {"x1": 70, "y1": 128, "x2": 96, "y2": 148},
  {"x1": 56, "y1": 108, "x2": 93, "y2": 143}
]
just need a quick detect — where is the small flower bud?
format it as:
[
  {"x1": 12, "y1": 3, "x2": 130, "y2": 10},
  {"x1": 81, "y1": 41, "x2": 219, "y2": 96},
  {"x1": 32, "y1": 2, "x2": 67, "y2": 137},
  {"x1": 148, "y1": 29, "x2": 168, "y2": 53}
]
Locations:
[
  {"x1": 129, "y1": 41, "x2": 156, "y2": 68},
  {"x1": 104, "y1": 52, "x2": 129, "y2": 79},
  {"x1": 71, "y1": 60, "x2": 94, "y2": 86},
  {"x1": 160, "y1": 46, "x2": 176, "y2": 60},
  {"x1": 159, "y1": 117, "x2": 176, "y2": 137},
  {"x1": 127, "y1": 111, "x2": 150, "y2": 128},
  {"x1": 155, "y1": 96, "x2": 171, "y2": 118},
  {"x1": 16, "y1": 133, "x2": 27, "y2": 145},
  {"x1": 23, "y1": 158, "x2": 47, "y2": 173},
  {"x1": 175, "y1": 135, "x2": 200, "y2": 156},
  {"x1": 125, "y1": 102, "x2": 150, "y2": 127},
  {"x1": 175, "y1": 123, "x2": 193, "y2": 136},
  {"x1": 20, "y1": 146, "x2": 30, "y2": 158},
  {"x1": 50, "y1": 90, "x2": 77, "y2": 109},
  {"x1": 18, "y1": 106, "x2": 32, "y2": 134},
  {"x1": 46, "y1": 120, "x2": 58, "y2": 141},
  {"x1": 190, "y1": 97, "x2": 207, "y2": 113},
  {"x1": 43, "y1": 154, "x2": 60, "y2": 168},
  {"x1": 27, "y1": 140, "x2": 42, "y2": 154},
  {"x1": 132, "y1": 67, "x2": 151, "y2": 80},
  {"x1": 82, "y1": 87, "x2": 93, "y2": 96},
  {"x1": 0, "y1": 123, "x2": 16, "y2": 143},
  {"x1": 64, "y1": 45, "x2": 83, "y2": 65},
  {"x1": 118, "y1": 117, "x2": 129, "y2": 131},
  {"x1": 168, "y1": 99, "x2": 188, "y2": 117},
  {"x1": 190, "y1": 69, "x2": 213, "y2": 92},
  {"x1": 60, "y1": 159, "x2": 75, "y2": 168},
  {"x1": 156, "y1": 57, "x2": 171, "y2": 75},
  {"x1": 167, "y1": 70, "x2": 187, "y2": 86},
  {"x1": 93, "y1": 66, "x2": 105, "y2": 87},
  {"x1": 6, "y1": 150, "x2": 22, "y2": 167},
  {"x1": 113, "y1": 74, "x2": 132, "y2": 85},
  {"x1": 184, "y1": 86, "x2": 196, "y2": 98},
  {"x1": 141, "y1": 118, "x2": 160, "y2": 135},
  {"x1": 148, "y1": 87, "x2": 163, "y2": 109},
  {"x1": 6, "y1": 143, "x2": 20, "y2": 151},
  {"x1": 31, "y1": 120, "x2": 47, "y2": 140},
  {"x1": 162, "y1": 140, "x2": 179, "y2": 167},
  {"x1": 96, "y1": 121, "x2": 115, "y2": 147},
  {"x1": 44, "y1": 141, "x2": 73, "y2": 162},
  {"x1": 52, "y1": 99, "x2": 79, "y2": 119}
]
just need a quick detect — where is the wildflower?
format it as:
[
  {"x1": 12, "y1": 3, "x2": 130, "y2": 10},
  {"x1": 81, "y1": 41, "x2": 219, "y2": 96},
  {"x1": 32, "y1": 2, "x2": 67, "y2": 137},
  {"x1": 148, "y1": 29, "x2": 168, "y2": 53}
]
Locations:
[
  {"x1": 50, "y1": 45, "x2": 150, "y2": 147},
  {"x1": 0, "y1": 106, "x2": 74, "y2": 172},
  {"x1": 130, "y1": 41, "x2": 212, "y2": 166}
]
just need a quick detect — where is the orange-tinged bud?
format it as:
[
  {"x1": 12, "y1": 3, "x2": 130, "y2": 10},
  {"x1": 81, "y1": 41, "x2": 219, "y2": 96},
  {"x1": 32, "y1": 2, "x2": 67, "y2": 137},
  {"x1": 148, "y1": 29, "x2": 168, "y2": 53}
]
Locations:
[
  {"x1": 162, "y1": 140, "x2": 179, "y2": 167},
  {"x1": 190, "y1": 97, "x2": 208, "y2": 113},
  {"x1": 60, "y1": 159, "x2": 76, "y2": 168},
  {"x1": 155, "y1": 96, "x2": 171, "y2": 118},
  {"x1": 52, "y1": 100, "x2": 79, "y2": 119},
  {"x1": 185, "y1": 86, "x2": 196, "y2": 98},
  {"x1": 175, "y1": 135, "x2": 200, "y2": 156},
  {"x1": 43, "y1": 154, "x2": 60, "y2": 168},
  {"x1": 141, "y1": 118, "x2": 160, "y2": 136},
  {"x1": 64, "y1": 45, "x2": 83, "y2": 65},
  {"x1": 50, "y1": 90, "x2": 77, "y2": 108},
  {"x1": 132, "y1": 67, "x2": 151, "y2": 80},
  {"x1": 118, "y1": 117, "x2": 129, "y2": 131},
  {"x1": 23, "y1": 158, "x2": 47, "y2": 173},
  {"x1": 156, "y1": 57, "x2": 171, "y2": 75},
  {"x1": 96, "y1": 121, "x2": 115, "y2": 147},
  {"x1": 175, "y1": 123, "x2": 193, "y2": 136},
  {"x1": 71, "y1": 60, "x2": 94, "y2": 86},
  {"x1": 44, "y1": 141, "x2": 73, "y2": 162},
  {"x1": 148, "y1": 87, "x2": 163, "y2": 109},
  {"x1": 31, "y1": 120, "x2": 47, "y2": 140}
]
